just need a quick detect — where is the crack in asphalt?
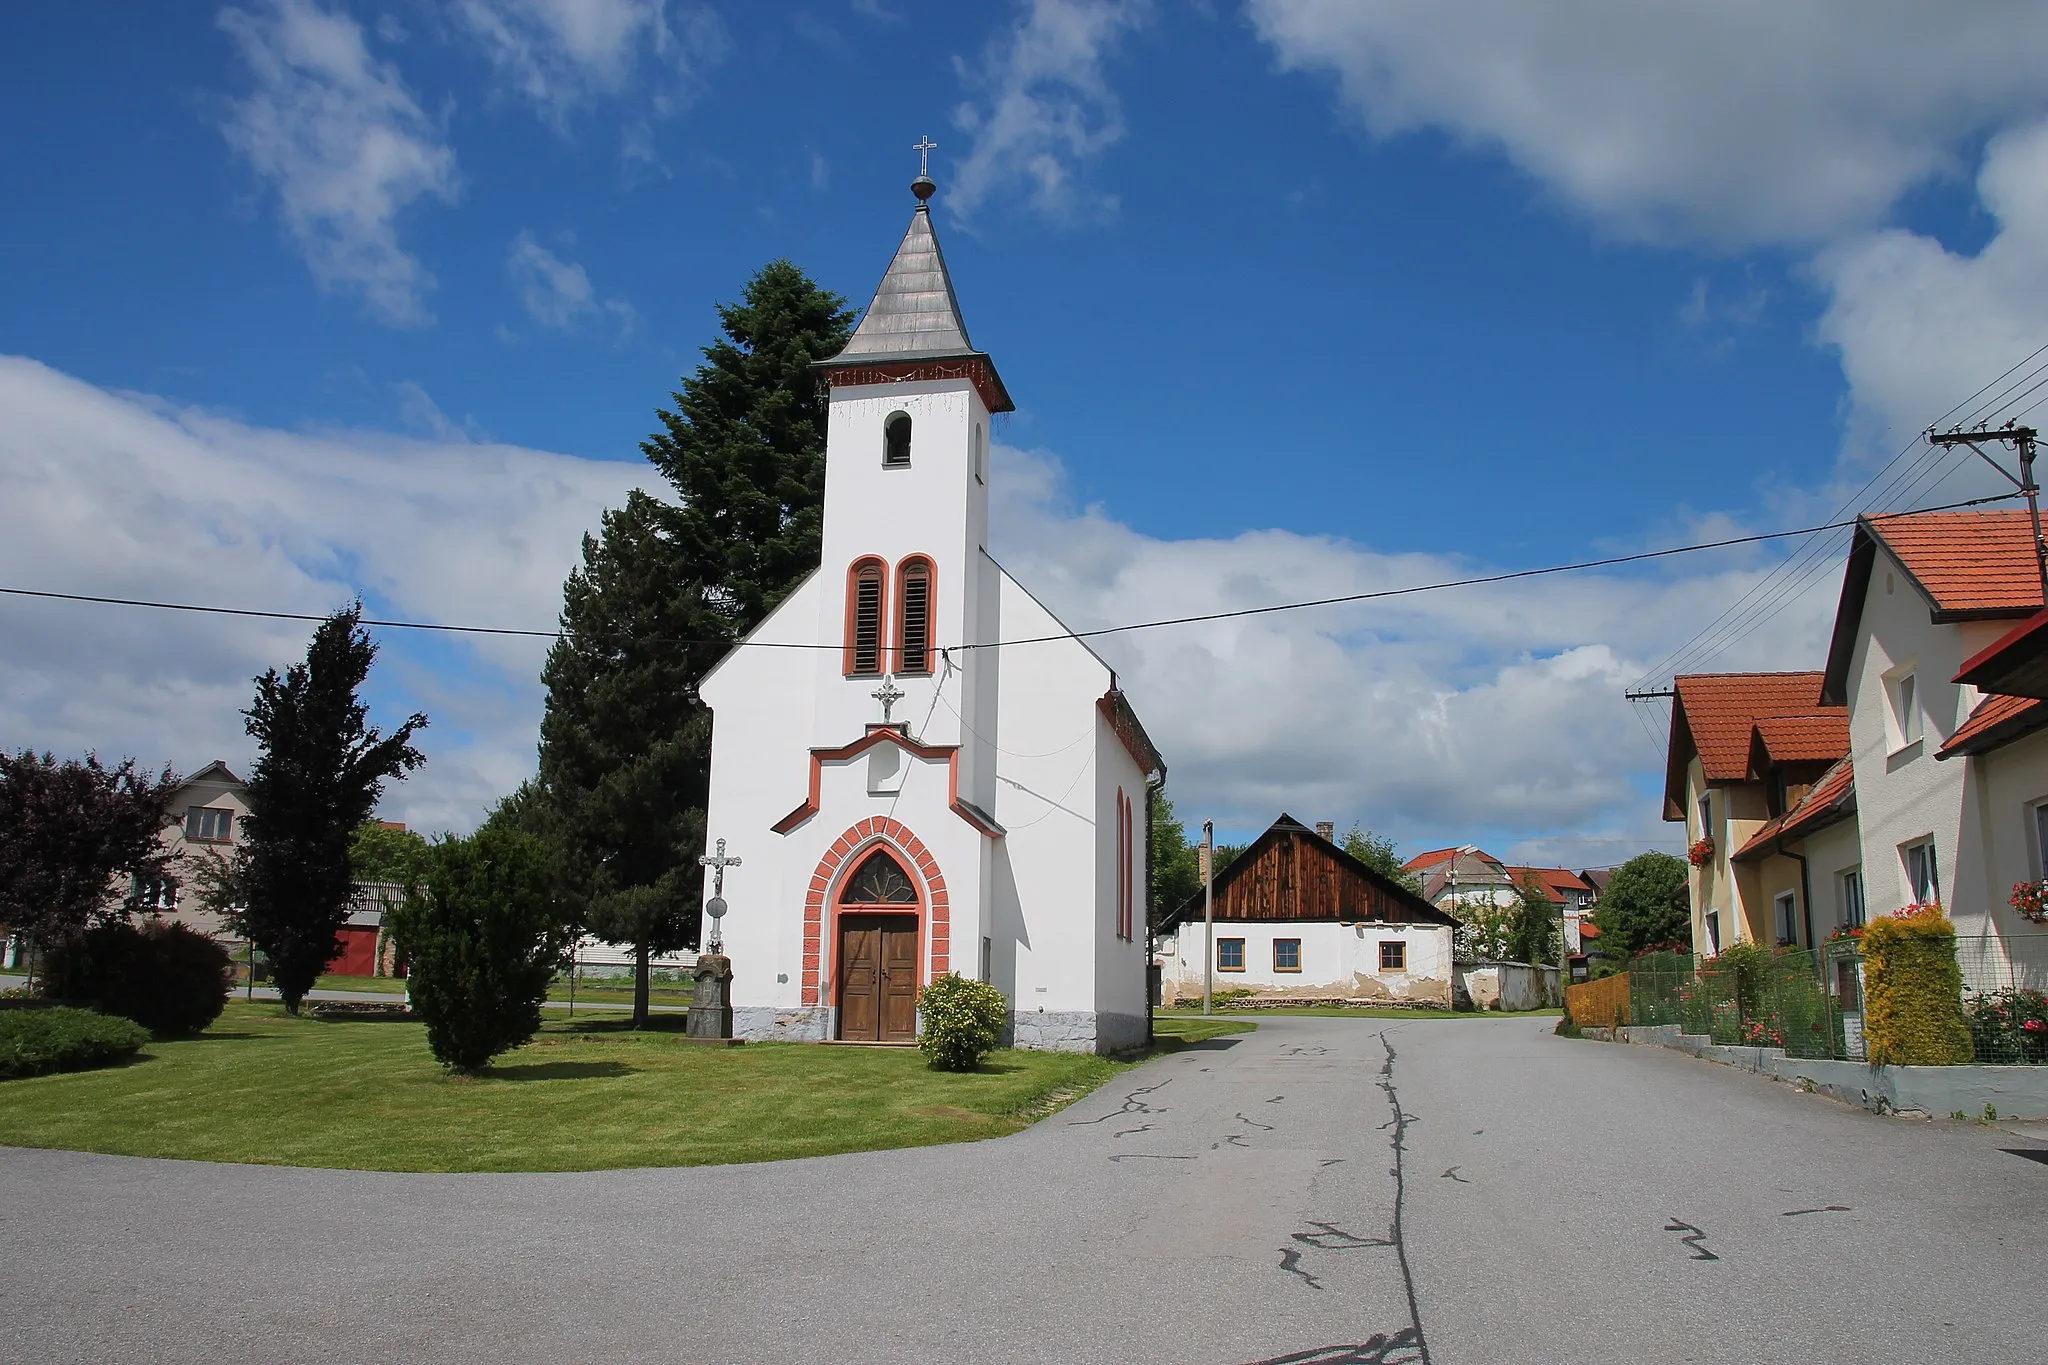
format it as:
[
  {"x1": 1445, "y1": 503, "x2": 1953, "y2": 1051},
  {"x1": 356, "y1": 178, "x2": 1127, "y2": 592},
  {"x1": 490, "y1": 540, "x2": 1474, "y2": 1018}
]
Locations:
[{"x1": 1069, "y1": 1078, "x2": 1172, "y2": 1126}]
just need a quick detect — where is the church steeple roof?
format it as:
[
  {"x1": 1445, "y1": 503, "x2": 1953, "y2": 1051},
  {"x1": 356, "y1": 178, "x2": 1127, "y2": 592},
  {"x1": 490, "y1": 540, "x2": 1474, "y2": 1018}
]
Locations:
[
  {"x1": 816, "y1": 165, "x2": 1014, "y2": 413},
  {"x1": 833, "y1": 204, "x2": 977, "y2": 363}
]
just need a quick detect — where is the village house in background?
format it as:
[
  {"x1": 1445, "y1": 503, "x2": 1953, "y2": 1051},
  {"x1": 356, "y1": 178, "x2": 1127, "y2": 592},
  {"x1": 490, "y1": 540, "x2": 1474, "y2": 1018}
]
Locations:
[
  {"x1": 696, "y1": 171, "x2": 1163, "y2": 1053},
  {"x1": 1402, "y1": 845, "x2": 1517, "y2": 913},
  {"x1": 1505, "y1": 864, "x2": 1598, "y2": 951},
  {"x1": 1156, "y1": 815, "x2": 1458, "y2": 1006},
  {"x1": 1662, "y1": 508, "x2": 2048, "y2": 994}
]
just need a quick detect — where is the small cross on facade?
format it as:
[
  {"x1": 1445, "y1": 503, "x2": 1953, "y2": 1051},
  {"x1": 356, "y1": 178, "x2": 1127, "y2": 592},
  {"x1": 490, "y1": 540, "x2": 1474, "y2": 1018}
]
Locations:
[
  {"x1": 872, "y1": 675, "x2": 906, "y2": 724},
  {"x1": 699, "y1": 838, "x2": 741, "y2": 896},
  {"x1": 913, "y1": 135, "x2": 938, "y2": 178}
]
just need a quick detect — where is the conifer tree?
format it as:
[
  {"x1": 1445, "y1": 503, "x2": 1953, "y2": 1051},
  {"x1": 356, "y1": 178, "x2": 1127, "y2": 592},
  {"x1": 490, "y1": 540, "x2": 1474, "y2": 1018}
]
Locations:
[
  {"x1": 238, "y1": 606, "x2": 426, "y2": 1013},
  {"x1": 534, "y1": 262, "x2": 852, "y2": 1027}
]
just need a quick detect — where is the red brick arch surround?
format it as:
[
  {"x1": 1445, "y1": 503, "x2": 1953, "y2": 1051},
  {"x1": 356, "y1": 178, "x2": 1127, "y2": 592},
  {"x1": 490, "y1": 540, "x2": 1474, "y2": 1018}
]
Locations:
[{"x1": 802, "y1": 817, "x2": 949, "y2": 1007}]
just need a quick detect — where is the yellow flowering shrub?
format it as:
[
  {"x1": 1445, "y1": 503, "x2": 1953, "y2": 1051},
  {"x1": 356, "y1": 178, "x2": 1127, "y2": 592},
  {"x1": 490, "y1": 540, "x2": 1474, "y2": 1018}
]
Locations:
[{"x1": 1862, "y1": 905, "x2": 1971, "y2": 1066}]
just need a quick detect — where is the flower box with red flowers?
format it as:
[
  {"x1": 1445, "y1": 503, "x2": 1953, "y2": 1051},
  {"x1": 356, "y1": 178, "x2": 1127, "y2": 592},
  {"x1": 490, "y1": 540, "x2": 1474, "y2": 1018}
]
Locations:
[
  {"x1": 2010, "y1": 879, "x2": 2048, "y2": 923},
  {"x1": 1687, "y1": 838, "x2": 1715, "y2": 868}
]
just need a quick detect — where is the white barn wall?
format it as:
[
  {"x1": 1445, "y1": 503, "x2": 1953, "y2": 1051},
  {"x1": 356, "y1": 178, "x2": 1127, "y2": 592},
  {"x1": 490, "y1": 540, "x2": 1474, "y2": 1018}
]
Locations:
[{"x1": 1161, "y1": 921, "x2": 1454, "y2": 1007}]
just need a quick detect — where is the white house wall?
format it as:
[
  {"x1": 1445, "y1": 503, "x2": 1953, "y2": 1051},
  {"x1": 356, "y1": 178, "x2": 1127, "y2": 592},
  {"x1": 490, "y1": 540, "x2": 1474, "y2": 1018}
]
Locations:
[
  {"x1": 1956, "y1": 724, "x2": 2048, "y2": 990},
  {"x1": 1161, "y1": 921, "x2": 1455, "y2": 1007}
]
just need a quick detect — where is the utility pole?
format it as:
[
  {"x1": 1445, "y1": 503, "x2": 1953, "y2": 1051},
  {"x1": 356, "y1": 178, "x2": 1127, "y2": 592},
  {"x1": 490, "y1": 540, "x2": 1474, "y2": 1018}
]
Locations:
[
  {"x1": 1928, "y1": 424, "x2": 2047, "y2": 603},
  {"x1": 1201, "y1": 820, "x2": 1215, "y2": 1018}
]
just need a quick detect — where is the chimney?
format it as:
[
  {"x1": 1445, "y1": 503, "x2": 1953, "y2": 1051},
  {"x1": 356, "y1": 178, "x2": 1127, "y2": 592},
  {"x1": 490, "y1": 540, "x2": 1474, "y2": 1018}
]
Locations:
[{"x1": 1315, "y1": 821, "x2": 1335, "y2": 842}]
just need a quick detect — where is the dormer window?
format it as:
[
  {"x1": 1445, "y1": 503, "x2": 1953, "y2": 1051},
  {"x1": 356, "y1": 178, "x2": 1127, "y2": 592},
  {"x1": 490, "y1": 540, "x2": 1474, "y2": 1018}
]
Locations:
[
  {"x1": 883, "y1": 412, "x2": 912, "y2": 467},
  {"x1": 895, "y1": 557, "x2": 934, "y2": 675},
  {"x1": 846, "y1": 558, "x2": 886, "y2": 675}
]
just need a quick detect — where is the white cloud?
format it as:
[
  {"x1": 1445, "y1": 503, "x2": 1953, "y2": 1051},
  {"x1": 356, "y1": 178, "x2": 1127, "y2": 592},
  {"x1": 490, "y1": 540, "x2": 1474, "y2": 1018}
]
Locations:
[
  {"x1": 1246, "y1": 0, "x2": 2048, "y2": 246},
  {"x1": 453, "y1": 0, "x2": 724, "y2": 124},
  {"x1": 0, "y1": 356, "x2": 641, "y2": 835},
  {"x1": 1815, "y1": 120, "x2": 2048, "y2": 454},
  {"x1": 218, "y1": 0, "x2": 459, "y2": 326},
  {"x1": 949, "y1": 0, "x2": 1150, "y2": 221},
  {"x1": 506, "y1": 231, "x2": 635, "y2": 335},
  {"x1": 988, "y1": 444, "x2": 1825, "y2": 861}
]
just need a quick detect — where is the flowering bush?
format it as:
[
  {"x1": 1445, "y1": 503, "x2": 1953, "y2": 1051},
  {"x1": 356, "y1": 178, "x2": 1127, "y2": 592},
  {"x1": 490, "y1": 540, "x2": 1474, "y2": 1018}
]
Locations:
[
  {"x1": 1966, "y1": 987, "x2": 2048, "y2": 1063},
  {"x1": 1862, "y1": 905, "x2": 1971, "y2": 1066},
  {"x1": 915, "y1": 973, "x2": 1009, "y2": 1071},
  {"x1": 1739, "y1": 1018, "x2": 1787, "y2": 1048},
  {"x1": 1687, "y1": 838, "x2": 1715, "y2": 868},
  {"x1": 2009, "y1": 879, "x2": 2048, "y2": 923}
]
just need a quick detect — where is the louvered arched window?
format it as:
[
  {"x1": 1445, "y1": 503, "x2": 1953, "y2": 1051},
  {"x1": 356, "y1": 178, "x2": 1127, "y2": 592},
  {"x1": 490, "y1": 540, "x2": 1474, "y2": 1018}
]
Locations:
[
  {"x1": 895, "y1": 556, "x2": 935, "y2": 675},
  {"x1": 845, "y1": 558, "x2": 886, "y2": 676},
  {"x1": 883, "y1": 411, "x2": 912, "y2": 467}
]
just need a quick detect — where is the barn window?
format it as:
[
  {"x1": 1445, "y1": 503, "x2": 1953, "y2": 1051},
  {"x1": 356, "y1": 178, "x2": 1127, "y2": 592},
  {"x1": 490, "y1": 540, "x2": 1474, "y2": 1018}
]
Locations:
[
  {"x1": 1274, "y1": 939, "x2": 1301, "y2": 972},
  {"x1": 883, "y1": 411, "x2": 912, "y2": 467},
  {"x1": 895, "y1": 557, "x2": 934, "y2": 675},
  {"x1": 1380, "y1": 940, "x2": 1407, "y2": 972},
  {"x1": 845, "y1": 558, "x2": 886, "y2": 675},
  {"x1": 1217, "y1": 938, "x2": 1245, "y2": 972}
]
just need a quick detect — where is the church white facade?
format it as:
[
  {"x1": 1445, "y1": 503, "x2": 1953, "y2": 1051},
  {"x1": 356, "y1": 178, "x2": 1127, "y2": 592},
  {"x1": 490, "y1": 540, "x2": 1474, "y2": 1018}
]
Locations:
[{"x1": 697, "y1": 172, "x2": 1163, "y2": 1053}]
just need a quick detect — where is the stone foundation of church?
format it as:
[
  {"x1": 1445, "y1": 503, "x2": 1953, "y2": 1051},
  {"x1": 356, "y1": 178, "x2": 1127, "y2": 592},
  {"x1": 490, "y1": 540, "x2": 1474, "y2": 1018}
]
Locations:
[
  {"x1": 1006, "y1": 1009, "x2": 1149, "y2": 1054},
  {"x1": 732, "y1": 1006, "x2": 831, "y2": 1042}
]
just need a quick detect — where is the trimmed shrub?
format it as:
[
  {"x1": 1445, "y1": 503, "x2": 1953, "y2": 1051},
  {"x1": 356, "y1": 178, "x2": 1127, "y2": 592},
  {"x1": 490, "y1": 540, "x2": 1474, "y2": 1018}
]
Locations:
[
  {"x1": 0, "y1": 1006, "x2": 150, "y2": 1079},
  {"x1": 1965, "y1": 987, "x2": 2048, "y2": 1064},
  {"x1": 40, "y1": 920, "x2": 231, "y2": 1038},
  {"x1": 387, "y1": 827, "x2": 567, "y2": 1073},
  {"x1": 1863, "y1": 906, "x2": 1971, "y2": 1066},
  {"x1": 916, "y1": 973, "x2": 1008, "y2": 1071}
]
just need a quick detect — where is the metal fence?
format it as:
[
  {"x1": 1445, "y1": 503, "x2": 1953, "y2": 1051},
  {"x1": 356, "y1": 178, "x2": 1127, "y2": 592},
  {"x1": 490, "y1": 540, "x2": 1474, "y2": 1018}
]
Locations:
[{"x1": 1627, "y1": 935, "x2": 2048, "y2": 1066}]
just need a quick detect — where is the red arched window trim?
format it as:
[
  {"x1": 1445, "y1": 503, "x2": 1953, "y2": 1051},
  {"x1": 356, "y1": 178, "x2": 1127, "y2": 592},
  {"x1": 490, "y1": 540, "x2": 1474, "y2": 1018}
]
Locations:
[
  {"x1": 844, "y1": 557, "x2": 887, "y2": 676},
  {"x1": 894, "y1": 555, "x2": 936, "y2": 676}
]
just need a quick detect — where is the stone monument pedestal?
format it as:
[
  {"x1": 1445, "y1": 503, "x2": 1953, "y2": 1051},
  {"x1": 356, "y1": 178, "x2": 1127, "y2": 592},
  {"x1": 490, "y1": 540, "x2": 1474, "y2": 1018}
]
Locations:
[{"x1": 686, "y1": 953, "x2": 735, "y2": 1041}]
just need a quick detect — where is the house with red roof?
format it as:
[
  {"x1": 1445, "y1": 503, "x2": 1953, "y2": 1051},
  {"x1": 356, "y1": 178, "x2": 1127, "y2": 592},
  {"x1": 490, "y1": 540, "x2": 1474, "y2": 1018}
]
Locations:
[
  {"x1": 1503, "y1": 865, "x2": 1597, "y2": 950},
  {"x1": 1662, "y1": 671, "x2": 1848, "y2": 954},
  {"x1": 1817, "y1": 509, "x2": 2048, "y2": 983}
]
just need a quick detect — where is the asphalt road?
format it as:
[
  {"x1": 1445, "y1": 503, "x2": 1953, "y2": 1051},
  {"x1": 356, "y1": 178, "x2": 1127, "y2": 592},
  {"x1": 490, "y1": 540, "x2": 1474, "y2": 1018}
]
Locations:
[{"x1": 2, "y1": 1016, "x2": 2044, "y2": 1364}]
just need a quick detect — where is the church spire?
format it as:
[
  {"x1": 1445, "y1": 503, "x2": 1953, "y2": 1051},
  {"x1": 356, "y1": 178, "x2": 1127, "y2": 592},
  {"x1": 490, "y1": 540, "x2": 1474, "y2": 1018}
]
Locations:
[{"x1": 815, "y1": 146, "x2": 1014, "y2": 413}]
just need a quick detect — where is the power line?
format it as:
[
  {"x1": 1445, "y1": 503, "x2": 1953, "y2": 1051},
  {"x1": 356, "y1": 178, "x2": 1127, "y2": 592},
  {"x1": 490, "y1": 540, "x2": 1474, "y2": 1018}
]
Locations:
[{"x1": 0, "y1": 491, "x2": 2024, "y2": 654}]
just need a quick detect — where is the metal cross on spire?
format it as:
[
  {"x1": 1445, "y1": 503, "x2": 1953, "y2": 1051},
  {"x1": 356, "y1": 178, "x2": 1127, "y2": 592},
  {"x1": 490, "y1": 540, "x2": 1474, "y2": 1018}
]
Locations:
[
  {"x1": 699, "y1": 838, "x2": 741, "y2": 897},
  {"x1": 872, "y1": 675, "x2": 906, "y2": 724},
  {"x1": 913, "y1": 135, "x2": 938, "y2": 178}
]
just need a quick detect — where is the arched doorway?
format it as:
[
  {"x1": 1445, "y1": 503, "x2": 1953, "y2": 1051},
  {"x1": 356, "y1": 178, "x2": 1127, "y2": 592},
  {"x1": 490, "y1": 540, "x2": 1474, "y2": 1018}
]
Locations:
[{"x1": 835, "y1": 847, "x2": 922, "y2": 1042}]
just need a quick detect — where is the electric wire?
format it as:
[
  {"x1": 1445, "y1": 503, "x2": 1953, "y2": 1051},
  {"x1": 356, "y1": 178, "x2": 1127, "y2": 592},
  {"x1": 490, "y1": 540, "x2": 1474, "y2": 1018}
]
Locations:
[{"x1": 1, "y1": 491, "x2": 2026, "y2": 654}]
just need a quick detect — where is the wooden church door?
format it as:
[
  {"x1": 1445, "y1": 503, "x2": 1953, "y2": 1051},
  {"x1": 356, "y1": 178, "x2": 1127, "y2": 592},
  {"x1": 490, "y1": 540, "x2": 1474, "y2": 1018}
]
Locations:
[{"x1": 834, "y1": 849, "x2": 921, "y2": 1043}]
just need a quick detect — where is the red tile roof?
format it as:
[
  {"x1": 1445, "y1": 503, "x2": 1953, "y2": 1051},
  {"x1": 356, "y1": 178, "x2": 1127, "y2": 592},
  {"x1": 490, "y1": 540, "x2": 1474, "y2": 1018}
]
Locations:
[
  {"x1": 1954, "y1": 608, "x2": 2048, "y2": 699},
  {"x1": 1937, "y1": 693, "x2": 2048, "y2": 759},
  {"x1": 1669, "y1": 672, "x2": 1828, "y2": 790},
  {"x1": 1866, "y1": 509, "x2": 2045, "y2": 615},
  {"x1": 1400, "y1": 847, "x2": 1461, "y2": 871},
  {"x1": 1504, "y1": 866, "x2": 1593, "y2": 903},
  {"x1": 1748, "y1": 712, "x2": 1851, "y2": 772},
  {"x1": 1732, "y1": 756, "x2": 1855, "y2": 861}
]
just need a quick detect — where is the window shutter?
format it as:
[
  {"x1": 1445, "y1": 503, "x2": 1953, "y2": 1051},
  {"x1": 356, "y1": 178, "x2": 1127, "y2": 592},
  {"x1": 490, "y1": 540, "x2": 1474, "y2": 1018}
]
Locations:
[
  {"x1": 851, "y1": 565, "x2": 884, "y2": 674},
  {"x1": 898, "y1": 561, "x2": 932, "y2": 674}
]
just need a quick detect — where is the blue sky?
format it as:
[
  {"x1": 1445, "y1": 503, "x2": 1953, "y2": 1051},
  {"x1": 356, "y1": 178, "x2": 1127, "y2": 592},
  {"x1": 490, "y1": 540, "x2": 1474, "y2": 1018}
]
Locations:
[{"x1": 5, "y1": 1, "x2": 2048, "y2": 862}]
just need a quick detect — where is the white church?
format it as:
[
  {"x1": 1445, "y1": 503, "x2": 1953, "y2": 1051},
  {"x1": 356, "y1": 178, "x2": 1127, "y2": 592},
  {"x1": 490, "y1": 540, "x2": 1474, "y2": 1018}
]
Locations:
[{"x1": 697, "y1": 166, "x2": 1164, "y2": 1053}]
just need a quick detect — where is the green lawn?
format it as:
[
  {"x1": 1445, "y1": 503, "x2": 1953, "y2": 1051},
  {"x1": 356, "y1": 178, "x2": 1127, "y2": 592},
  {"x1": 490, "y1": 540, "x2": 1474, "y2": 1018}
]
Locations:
[
  {"x1": 0, "y1": 1003, "x2": 1130, "y2": 1173},
  {"x1": 310, "y1": 974, "x2": 407, "y2": 995},
  {"x1": 308, "y1": 974, "x2": 693, "y2": 1010},
  {"x1": 1149, "y1": 1015, "x2": 1257, "y2": 1043}
]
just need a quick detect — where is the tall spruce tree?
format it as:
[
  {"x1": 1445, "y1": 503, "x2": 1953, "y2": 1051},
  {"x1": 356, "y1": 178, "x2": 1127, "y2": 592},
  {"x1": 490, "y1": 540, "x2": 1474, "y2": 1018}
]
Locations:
[
  {"x1": 534, "y1": 261, "x2": 853, "y2": 1027},
  {"x1": 239, "y1": 606, "x2": 427, "y2": 1013}
]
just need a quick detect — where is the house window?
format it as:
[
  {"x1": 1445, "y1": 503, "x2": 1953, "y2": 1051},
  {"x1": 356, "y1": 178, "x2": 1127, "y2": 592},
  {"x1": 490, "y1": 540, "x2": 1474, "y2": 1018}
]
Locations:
[
  {"x1": 1903, "y1": 838, "x2": 1939, "y2": 905},
  {"x1": 1840, "y1": 868, "x2": 1865, "y2": 928},
  {"x1": 883, "y1": 411, "x2": 912, "y2": 467},
  {"x1": 1380, "y1": 940, "x2": 1407, "y2": 971},
  {"x1": 132, "y1": 875, "x2": 177, "y2": 911},
  {"x1": 1705, "y1": 911, "x2": 1722, "y2": 955},
  {"x1": 980, "y1": 935, "x2": 992, "y2": 983},
  {"x1": 1775, "y1": 890, "x2": 1798, "y2": 946},
  {"x1": 185, "y1": 807, "x2": 233, "y2": 842},
  {"x1": 2034, "y1": 802, "x2": 2048, "y2": 879},
  {"x1": 1217, "y1": 938, "x2": 1245, "y2": 972},
  {"x1": 1888, "y1": 669, "x2": 1921, "y2": 748},
  {"x1": 973, "y1": 422, "x2": 986, "y2": 484},
  {"x1": 895, "y1": 558, "x2": 934, "y2": 675},
  {"x1": 845, "y1": 559, "x2": 886, "y2": 675},
  {"x1": 1274, "y1": 939, "x2": 1301, "y2": 972},
  {"x1": 1696, "y1": 793, "x2": 1711, "y2": 839}
]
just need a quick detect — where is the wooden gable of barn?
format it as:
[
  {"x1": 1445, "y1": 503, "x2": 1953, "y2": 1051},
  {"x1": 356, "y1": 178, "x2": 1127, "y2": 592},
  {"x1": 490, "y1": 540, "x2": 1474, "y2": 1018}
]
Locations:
[{"x1": 1166, "y1": 814, "x2": 1456, "y2": 930}]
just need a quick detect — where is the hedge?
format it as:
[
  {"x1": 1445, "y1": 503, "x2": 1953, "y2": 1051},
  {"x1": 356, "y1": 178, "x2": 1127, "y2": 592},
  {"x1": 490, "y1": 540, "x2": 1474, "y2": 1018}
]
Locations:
[
  {"x1": 0, "y1": 1006, "x2": 151, "y2": 1079},
  {"x1": 40, "y1": 920, "x2": 232, "y2": 1038},
  {"x1": 1862, "y1": 906, "x2": 1971, "y2": 1066}
]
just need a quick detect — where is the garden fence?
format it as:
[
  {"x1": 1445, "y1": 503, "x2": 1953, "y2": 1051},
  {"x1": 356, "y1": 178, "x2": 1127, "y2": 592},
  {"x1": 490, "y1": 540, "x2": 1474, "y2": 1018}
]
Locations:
[{"x1": 1626, "y1": 938, "x2": 2048, "y2": 1066}]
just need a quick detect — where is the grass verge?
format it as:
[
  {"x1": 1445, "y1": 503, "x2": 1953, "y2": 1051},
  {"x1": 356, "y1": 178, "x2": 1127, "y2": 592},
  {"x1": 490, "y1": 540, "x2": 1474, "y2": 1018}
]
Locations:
[
  {"x1": 1149, "y1": 1015, "x2": 1258, "y2": 1044},
  {"x1": 0, "y1": 1002, "x2": 1128, "y2": 1173}
]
